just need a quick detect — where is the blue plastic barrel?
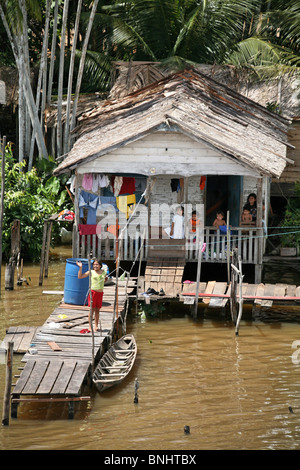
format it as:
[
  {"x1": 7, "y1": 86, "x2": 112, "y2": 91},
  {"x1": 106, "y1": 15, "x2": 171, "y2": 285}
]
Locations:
[{"x1": 64, "y1": 258, "x2": 91, "y2": 305}]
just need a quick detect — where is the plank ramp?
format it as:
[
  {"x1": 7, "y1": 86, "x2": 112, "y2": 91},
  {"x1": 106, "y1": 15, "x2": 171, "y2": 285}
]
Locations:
[{"x1": 142, "y1": 258, "x2": 185, "y2": 298}]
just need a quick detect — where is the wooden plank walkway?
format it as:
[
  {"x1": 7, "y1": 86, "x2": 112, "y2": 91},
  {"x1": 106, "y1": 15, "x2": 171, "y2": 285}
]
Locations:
[
  {"x1": 0, "y1": 326, "x2": 40, "y2": 354},
  {"x1": 5, "y1": 279, "x2": 132, "y2": 418},
  {"x1": 180, "y1": 281, "x2": 300, "y2": 308}
]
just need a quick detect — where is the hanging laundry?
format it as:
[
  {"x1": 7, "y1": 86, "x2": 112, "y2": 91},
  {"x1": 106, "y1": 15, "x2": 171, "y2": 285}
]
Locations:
[
  {"x1": 113, "y1": 176, "x2": 123, "y2": 196},
  {"x1": 117, "y1": 194, "x2": 136, "y2": 219},
  {"x1": 119, "y1": 177, "x2": 136, "y2": 195},
  {"x1": 100, "y1": 174, "x2": 109, "y2": 188},
  {"x1": 78, "y1": 190, "x2": 99, "y2": 224},
  {"x1": 200, "y1": 176, "x2": 206, "y2": 190},
  {"x1": 100, "y1": 195, "x2": 118, "y2": 211},
  {"x1": 78, "y1": 224, "x2": 100, "y2": 235},
  {"x1": 82, "y1": 173, "x2": 93, "y2": 191},
  {"x1": 92, "y1": 174, "x2": 101, "y2": 192},
  {"x1": 66, "y1": 174, "x2": 76, "y2": 194}
]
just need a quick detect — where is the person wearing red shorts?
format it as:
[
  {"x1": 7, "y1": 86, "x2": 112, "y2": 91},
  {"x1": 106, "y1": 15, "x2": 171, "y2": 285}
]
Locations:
[{"x1": 76, "y1": 259, "x2": 107, "y2": 332}]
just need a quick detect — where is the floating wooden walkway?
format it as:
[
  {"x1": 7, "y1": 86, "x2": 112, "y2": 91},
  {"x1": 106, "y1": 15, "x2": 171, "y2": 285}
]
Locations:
[
  {"x1": 138, "y1": 273, "x2": 300, "y2": 309},
  {"x1": 1, "y1": 279, "x2": 132, "y2": 419},
  {"x1": 180, "y1": 281, "x2": 300, "y2": 308}
]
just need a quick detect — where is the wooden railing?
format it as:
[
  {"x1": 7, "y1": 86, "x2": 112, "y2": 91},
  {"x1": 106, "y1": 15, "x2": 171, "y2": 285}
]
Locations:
[{"x1": 73, "y1": 224, "x2": 264, "y2": 266}]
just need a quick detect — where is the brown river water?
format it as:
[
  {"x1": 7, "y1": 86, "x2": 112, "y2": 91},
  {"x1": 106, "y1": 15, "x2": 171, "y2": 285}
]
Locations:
[{"x1": 1, "y1": 246, "x2": 300, "y2": 451}]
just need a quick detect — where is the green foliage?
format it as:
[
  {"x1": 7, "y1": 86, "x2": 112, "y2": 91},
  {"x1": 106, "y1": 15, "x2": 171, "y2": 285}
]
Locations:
[{"x1": 0, "y1": 144, "x2": 73, "y2": 261}]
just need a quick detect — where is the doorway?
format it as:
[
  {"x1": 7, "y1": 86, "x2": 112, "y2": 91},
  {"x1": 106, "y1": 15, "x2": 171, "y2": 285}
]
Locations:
[{"x1": 205, "y1": 176, "x2": 242, "y2": 226}]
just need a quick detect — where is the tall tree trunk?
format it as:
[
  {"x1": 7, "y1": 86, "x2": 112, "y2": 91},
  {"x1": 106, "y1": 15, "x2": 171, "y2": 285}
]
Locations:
[
  {"x1": 64, "y1": 0, "x2": 82, "y2": 154},
  {"x1": 56, "y1": 0, "x2": 70, "y2": 158},
  {"x1": 18, "y1": 72, "x2": 25, "y2": 162},
  {"x1": 70, "y1": 0, "x2": 99, "y2": 146},
  {"x1": 47, "y1": 0, "x2": 59, "y2": 106},
  {"x1": 29, "y1": 0, "x2": 51, "y2": 170}
]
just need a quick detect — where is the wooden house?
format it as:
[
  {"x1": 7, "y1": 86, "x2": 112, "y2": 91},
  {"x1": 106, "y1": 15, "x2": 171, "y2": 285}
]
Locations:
[{"x1": 53, "y1": 67, "x2": 292, "y2": 283}]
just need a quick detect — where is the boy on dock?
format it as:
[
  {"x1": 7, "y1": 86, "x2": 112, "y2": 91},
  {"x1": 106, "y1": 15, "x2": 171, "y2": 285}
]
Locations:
[{"x1": 76, "y1": 259, "x2": 108, "y2": 332}]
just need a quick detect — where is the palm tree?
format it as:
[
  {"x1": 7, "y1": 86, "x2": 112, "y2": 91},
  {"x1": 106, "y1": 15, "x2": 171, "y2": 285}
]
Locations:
[{"x1": 83, "y1": 0, "x2": 300, "y2": 87}]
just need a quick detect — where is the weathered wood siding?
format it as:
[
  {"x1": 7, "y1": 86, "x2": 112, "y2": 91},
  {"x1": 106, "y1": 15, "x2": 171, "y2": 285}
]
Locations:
[{"x1": 76, "y1": 131, "x2": 261, "y2": 177}]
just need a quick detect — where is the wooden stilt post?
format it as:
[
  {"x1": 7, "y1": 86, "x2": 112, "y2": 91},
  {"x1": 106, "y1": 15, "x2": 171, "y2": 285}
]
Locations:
[
  {"x1": 88, "y1": 256, "x2": 95, "y2": 374},
  {"x1": 193, "y1": 204, "x2": 204, "y2": 319},
  {"x1": 39, "y1": 218, "x2": 54, "y2": 285},
  {"x1": 39, "y1": 220, "x2": 48, "y2": 286},
  {"x1": 136, "y1": 229, "x2": 146, "y2": 316},
  {"x1": 230, "y1": 249, "x2": 238, "y2": 324},
  {"x1": 44, "y1": 220, "x2": 53, "y2": 278},
  {"x1": 233, "y1": 255, "x2": 244, "y2": 336},
  {"x1": 5, "y1": 220, "x2": 20, "y2": 290},
  {"x1": 113, "y1": 216, "x2": 120, "y2": 341},
  {"x1": 2, "y1": 341, "x2": 13, "y2": 425}
]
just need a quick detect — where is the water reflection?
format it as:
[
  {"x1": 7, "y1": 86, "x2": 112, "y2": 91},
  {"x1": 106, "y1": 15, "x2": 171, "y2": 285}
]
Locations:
[{"x1": 0, "y1": 249, "x2": 300, "y2": 450}]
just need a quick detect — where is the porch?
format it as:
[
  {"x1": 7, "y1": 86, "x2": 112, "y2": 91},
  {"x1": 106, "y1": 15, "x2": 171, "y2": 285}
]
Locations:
[{"x1": 72, "y1": 223, "x2": 264, "y2": 269}]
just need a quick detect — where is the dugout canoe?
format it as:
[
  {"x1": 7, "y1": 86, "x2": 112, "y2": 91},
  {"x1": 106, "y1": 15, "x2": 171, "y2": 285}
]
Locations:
[{"x1": 93, "y1": 334, "x2": 137, "y2": 392}]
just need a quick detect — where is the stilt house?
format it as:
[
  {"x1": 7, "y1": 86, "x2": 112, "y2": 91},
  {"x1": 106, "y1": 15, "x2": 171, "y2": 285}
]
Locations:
[{"x1": 53, "y1": 67, "x2": 292, "y2": 283}]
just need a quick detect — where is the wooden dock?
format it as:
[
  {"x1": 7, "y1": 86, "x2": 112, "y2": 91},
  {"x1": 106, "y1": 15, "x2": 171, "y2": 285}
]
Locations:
[
  {"x1": 180, "y1": 281, "x2": 300, "y2": 308},
  {"x1": 1, "y1": 278, "x2": 132, "y2": 419},
  {"x1": 138, "y1": 274, "x2": 300, "y2": 310}
]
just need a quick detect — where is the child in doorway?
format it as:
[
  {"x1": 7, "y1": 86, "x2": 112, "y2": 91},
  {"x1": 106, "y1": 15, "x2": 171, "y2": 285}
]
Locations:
[
  {"x1": 76, "y1": 259, "x2": 108, "y2": 332},
  {"x1": 213, "y1": 211, "x2": 226, "y2": 229},
  {"x1": 164, "y1": 206, "x2": 185, "y2": 239}
]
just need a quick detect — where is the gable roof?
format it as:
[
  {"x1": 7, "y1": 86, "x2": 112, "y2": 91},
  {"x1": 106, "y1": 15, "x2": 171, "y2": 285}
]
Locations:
[{"x1": 54, "y1": 68, "x2": 292, "y2": 178}]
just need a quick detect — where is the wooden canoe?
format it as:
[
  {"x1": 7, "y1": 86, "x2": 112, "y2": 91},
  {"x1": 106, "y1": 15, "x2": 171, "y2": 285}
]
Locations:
[{"x1": 92, "y1": 334, "x2": 137, "y2": 392}]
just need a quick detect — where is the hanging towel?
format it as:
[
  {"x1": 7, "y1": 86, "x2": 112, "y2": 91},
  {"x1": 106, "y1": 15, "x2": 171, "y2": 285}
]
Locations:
[
  {"x1": 117, "y1": 194, "x2": 136, "y2": 219},
  {"x1": 82, "y1": 173, "x2": 93, "y2": 191},
  {"x1": 78, "y1": 224, "x2": 100, "y2": 235}
]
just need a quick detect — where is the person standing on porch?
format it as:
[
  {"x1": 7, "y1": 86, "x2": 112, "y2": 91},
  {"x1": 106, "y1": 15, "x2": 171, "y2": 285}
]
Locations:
[
  {"x1": 164, "y1": 206, "x2": 185, "y2": 239},
  {"x1": 76, "y1": 259, "x2": 107, "y2": 332}
]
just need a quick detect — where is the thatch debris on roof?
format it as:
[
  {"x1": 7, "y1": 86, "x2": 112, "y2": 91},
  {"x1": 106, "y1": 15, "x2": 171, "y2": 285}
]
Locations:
[{"x1": 109, "y1": 62, "x2": 300, "y2": 119}]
